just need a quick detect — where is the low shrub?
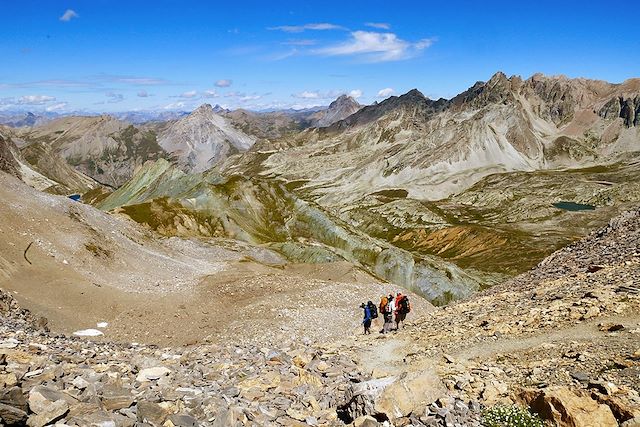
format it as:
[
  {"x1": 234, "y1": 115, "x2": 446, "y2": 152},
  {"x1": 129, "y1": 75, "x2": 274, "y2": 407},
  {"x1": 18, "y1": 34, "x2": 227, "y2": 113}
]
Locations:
[{"x1": 481, "y1": 405, "x2": 545, "y2": 427}]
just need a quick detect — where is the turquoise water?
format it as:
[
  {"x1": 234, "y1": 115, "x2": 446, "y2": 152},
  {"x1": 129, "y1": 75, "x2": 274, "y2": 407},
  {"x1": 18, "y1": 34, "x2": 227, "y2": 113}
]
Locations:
[{"x1": 552, "y1": 201, "x2": 596, "y2": 211}]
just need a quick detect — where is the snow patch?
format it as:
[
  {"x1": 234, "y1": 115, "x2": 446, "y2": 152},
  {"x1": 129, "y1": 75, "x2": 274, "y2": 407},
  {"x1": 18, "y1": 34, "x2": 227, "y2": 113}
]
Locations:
[{"x1": 73, "y1": 329, "x2": 104, "y2": 337}]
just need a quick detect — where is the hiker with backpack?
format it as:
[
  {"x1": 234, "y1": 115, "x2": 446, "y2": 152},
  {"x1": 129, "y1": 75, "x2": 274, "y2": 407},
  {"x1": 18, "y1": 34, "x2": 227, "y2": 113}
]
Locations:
[
  {"x1": 394, "y1": 292, "x2": 411, "y2": 330},
  {"x1": 381, "y1": 294, "x2": 395, "y2": 334},
  {"x1": 378, "y1": 295, "x2": 389, "y2": 333},
  {"x1": 360, "y1": 302, "x2": 374, "y2": 334}
]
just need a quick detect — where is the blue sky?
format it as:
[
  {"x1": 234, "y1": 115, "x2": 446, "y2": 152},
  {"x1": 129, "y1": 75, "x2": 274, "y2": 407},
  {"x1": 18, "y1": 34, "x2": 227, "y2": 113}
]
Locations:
[{"x1": 1, "y1": 0, "x2": 639, "y2": 113}]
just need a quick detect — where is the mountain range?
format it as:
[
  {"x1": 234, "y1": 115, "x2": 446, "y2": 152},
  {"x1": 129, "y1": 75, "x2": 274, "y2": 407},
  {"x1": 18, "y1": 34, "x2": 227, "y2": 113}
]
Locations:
[{"x1": 1, "y1": 72, "x2": 639, "y2": 303}]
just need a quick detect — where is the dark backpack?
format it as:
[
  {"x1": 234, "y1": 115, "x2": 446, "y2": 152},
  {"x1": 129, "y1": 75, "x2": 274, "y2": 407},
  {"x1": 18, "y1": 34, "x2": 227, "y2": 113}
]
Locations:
[
  {"x1": 399, "y1": 296, "x2": 411, "y2": 313},
  {"x1": 367, "y1": 301, "x2": 378, "y2": 319}
]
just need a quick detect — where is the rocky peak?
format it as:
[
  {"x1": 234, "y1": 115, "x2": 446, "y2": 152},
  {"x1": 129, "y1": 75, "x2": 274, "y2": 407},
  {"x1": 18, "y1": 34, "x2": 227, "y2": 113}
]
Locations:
[
  {"x1": 328, "y1": 94, "x2": 360, "y2": 110},
  {"x1": 401, "y1": 88, "x2": 427, "y2": 100},
  {"x1": 313, "y1": 95, "x2": 362, "y2": 127},
  {"x1": 190, "y1": 103, "x2": 215, "y2": 118}
]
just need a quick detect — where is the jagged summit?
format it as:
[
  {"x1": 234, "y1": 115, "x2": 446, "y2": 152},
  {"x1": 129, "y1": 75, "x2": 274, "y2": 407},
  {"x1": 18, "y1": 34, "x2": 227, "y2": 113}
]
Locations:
[
  {"x1": 311, "y1": 94, "x2": 362, "y2": 127},
  {"x1": 157, "y1": 102, "x2": 255, "y2": 172}
]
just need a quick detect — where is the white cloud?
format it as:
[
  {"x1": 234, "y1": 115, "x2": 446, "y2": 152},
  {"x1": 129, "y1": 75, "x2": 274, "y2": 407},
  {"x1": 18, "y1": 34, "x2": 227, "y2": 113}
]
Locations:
[
  {"x1": 240, "y1": 94, "x2": 262, "y2": 101},
  {"x1": 204, "y1": 90, "x2": 218, "y2": 98},
  {"x1": 268, "y1": 23, "x2": 345, "y2": 33},
  {"x1": 377, "y1": 88, "x2": 395, "y2": 98},
  {"x1": 349, "y1": 89, "x2": 363, "y2": 99},
  {"x1": 292, "y1": 91, "x2": 320, "y2": 99},
  {"x1": 292, "y1": 90, "x2": 353, "y2": 100},
  {"x1": 415, "y1": 38, "x2": 436, "y2": 49},
  {"x1": 365, "y1": 22, "x2": 391, "y2": 30},
  {"x1": 163, "y1": 101, "x2": 186, "y2": 110},
  {"x1": 59, "y1": 9, "x2": 79, "y2": 22},
  {"x1": 137, "y1": 90, "x2": 150, "y2": 97},
  {"x1": 179, "y1": 90, "x2": 198, "y2": 98},
  {"x1": 105, "y1": 92, "x2": 124, "y2": 103},
  {"x1": 46, "y1": 102, "x2": 68, "y2": 112},
  {"x1": 314, "y1": 31, "x2": 435, "y2": 62},
  {"x1": 17, "y1": 95, "x2": 56, "y2": 105},
  {"x1": 215, "y1": 79, "x2": 232, "y2": 87}
]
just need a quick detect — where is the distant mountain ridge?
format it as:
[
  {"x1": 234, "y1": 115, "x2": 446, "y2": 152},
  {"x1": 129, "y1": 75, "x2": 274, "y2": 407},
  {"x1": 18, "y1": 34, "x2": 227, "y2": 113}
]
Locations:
[{"x1": 255, "y1": 72, "x2": 640, "y2": 206}]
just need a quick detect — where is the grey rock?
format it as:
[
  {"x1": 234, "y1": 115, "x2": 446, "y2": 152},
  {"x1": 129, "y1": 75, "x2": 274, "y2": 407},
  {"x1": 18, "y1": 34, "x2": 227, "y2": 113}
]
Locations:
[{"x1": 0, "y1": 402, "x2": 28, "y2": 426}]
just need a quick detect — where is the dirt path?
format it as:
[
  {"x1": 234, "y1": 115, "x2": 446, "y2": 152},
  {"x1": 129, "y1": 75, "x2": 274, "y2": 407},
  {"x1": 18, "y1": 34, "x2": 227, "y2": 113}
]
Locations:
[{"x1": 451, "y1": 314, "x2": 640, "y2": 362}]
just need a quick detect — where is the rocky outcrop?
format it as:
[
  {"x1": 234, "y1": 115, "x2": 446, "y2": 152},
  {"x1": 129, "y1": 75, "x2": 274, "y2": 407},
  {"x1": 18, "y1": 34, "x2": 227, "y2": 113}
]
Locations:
[
  {"x1": 519, "y1": 387, "x2": 618, "y2": 427},
  {"x1": 0, "y1": 133, "x2": 21, "y2": 179},
  {"x1": 599, "y1": 96, "x2": 640, "y2": 127}
]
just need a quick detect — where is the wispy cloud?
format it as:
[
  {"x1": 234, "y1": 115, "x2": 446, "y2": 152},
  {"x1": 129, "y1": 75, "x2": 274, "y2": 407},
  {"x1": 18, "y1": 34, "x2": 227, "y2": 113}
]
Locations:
[
  {"x1": 17, "y1": 95, "x2": 56, "y2": 105},
  {"x1": 178, "y1": 90, "x2": 198, "y2": 99},
  {"x1": 365, "y1": 22, "x2": 391, "y2": 30},
  {"x1": 291, "y1": 89, "x2": 359, "y2": 100},
  {"x1": 214, "y1": 79, "x2": 232, "y2": 88},
  {"x1": 268, "y1": 23, "x2": 345, "y2": 33},
  {"x1": 137, "y1": 90, "x2": 151, "y2": 97},
  {"x1": 203, "y1": 90, "x2": 218, "y2": 98},
  {"x1": 105, "y1": 92, "x2": 124, "y2": 103},
  {"x1": 283, "y1": 39, "x2": 317, "y2": 46},
  {"x1": 110, "y1": 76, "x2": 169, "y2": 85},
  {"x1": 46, "y1": 102, "x2": 68, "y2": 112},
  {"x1": 314, "y1": 31, "x2": 435, "y2": 62},
  {"x1": 59, "y1": 9, "x2": 79, "y2": 22},
  {"x1": 163, "y1": 101, "x2": 186, "y2": 110},
  {"x1": 265, "y1": 49, "x2": 299, "y2": 61},
  {"x1": 348, "y1": 89, "x2": 363, "y2": 99},
  {"x1": 292, "y1": 91, "x2": 322, "y2": 99},
  {"x1": 377, "y1": 87, "x2": 395, "y2": 98}
]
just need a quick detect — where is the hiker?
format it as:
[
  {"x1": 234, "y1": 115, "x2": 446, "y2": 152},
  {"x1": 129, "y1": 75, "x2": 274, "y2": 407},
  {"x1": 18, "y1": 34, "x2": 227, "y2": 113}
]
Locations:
[
  {"x1": 378, "y1": 295, "x2": 388, "y2": 333},
  {"x1": 395, "y1": 292, "x2": 411, "y2": 330},
  {"x1": 383, "y1": 294, "x2": 395, "y2": 333},
  {"x1": 360, "y1": 303, "x2": 373, "y2": 334}
]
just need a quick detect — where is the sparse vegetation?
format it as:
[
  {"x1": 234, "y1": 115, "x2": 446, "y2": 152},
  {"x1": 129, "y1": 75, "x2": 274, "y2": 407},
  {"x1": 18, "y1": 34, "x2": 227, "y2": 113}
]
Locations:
[{"x1": 482, "y1": 405, "x2": 545, "y2": 427}]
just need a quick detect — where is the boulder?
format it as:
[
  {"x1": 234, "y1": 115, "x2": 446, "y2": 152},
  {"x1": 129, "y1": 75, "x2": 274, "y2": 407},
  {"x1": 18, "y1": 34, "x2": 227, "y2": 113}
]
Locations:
[
  {"x1": 375, "y1": 370, "x2": 446, "y2": 420},
  {"x1": 0, "y1": 387, "x2": 28, "y2": 412},
  {"x1": 137, "y1": 401, "x2": 169, "y2": 426},
  {"x1": 352, "y1": 415, "x2": 380, "y2": 427},
  {"x1": 622, "y1": 417, "x2": 640, "y2": 427},
  {"x1": 26, "y1": 399, "x2": 69, "y2": 427},
  {"x1": 519, "y1": 387, "x2": 618, "y2": 427},
  {"x1": 0, "y1": 402, "x2": 28, "y2": 426},
  {"x1": 168, "y1": 413, "x2": 199, "y2": 427},
  {"x1": 136, "y1": 366, "x2": 171, "y2": 382},
  {"x1": 28, "y1": 386, "x2": 75, "y2": 414},
  {"x1": 339, "y1": 370, "x2": 445, "y2": 422}
]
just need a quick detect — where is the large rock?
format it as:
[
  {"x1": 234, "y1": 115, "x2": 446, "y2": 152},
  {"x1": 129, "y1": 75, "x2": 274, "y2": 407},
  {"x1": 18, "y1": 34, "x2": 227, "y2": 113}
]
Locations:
[
  {"x1": 519, "y1": 387, "x2": 618, "y2": 427},
  {"x1": 26, "y1": 399, "x2": 69, "y2": 427},
  {"x1": 137, "y1": 401, "x2": 169, "y2": 426},
  {"x1": 339, "y1": 370, "x2": 446, "y2": 422},
  {"x1": 375, "y1": 370, "x2": 446, "y2": 420},
  {"x1": 28, "y1": 385, "x2": 75, "y2": 414},
  {"x1": 0, "y1": 402, "x2": 28, "y2": 426},
  {"x1": 352, "y1": 415, "x2": 380, "y2": 427},
  {"x1": 0, "y1": 387, "x2": 27, "y2": 412},
  {"x1": 136, "y1": 366, "x2": 171, "y2": 382}
]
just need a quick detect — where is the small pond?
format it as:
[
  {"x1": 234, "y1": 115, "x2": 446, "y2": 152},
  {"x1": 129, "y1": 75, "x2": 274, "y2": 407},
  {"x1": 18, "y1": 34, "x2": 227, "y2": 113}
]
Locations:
[{"x1": 552, "y1": 201, "x2": 596, "y2": 211}]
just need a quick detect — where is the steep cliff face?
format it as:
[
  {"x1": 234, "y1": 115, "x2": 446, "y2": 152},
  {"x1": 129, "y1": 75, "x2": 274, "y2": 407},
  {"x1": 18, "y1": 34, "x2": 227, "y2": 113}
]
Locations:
[{"x1": 0, "y1": 132, "x2": 21, "y2": 179}]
